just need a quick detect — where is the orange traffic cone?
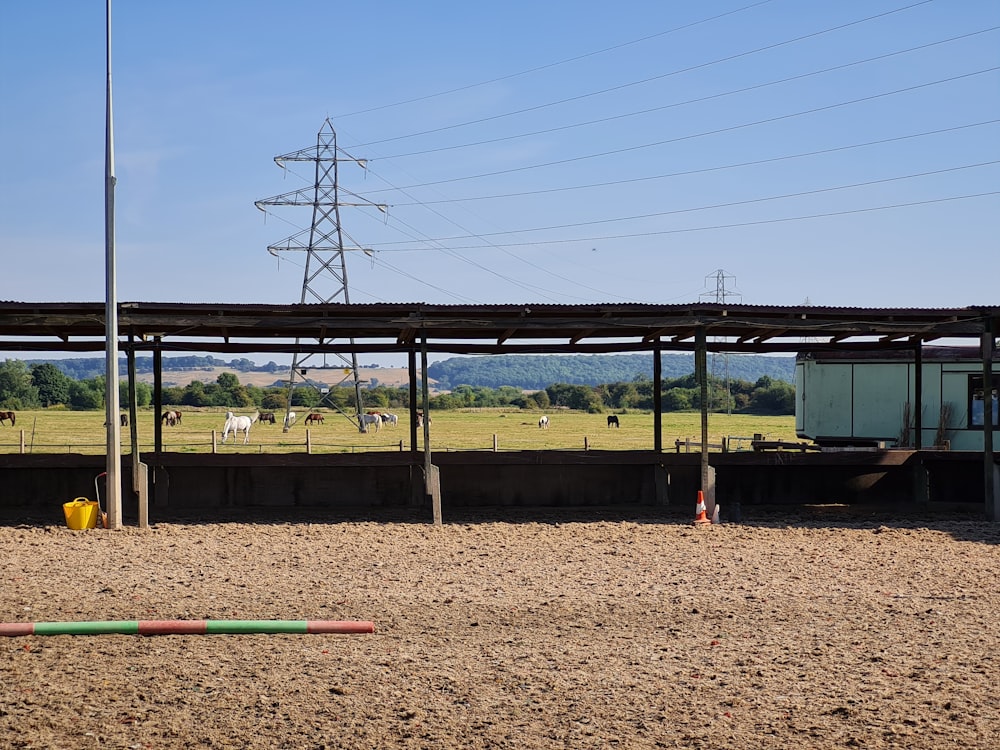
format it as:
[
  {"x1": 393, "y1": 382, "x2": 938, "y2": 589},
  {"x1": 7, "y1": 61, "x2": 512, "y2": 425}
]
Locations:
[{"x1": 693, "y1": 491, "x2": 712, "y2": 525}]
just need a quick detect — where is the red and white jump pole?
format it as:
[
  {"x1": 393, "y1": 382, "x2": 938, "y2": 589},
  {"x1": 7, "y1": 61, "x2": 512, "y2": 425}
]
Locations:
[{"x1": 0, "y1": 619, "x2": 375, "y2": 636}]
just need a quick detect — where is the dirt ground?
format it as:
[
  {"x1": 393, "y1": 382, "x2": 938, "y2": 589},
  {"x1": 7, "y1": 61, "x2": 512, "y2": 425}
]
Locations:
[{"x1": 1, "y1": 507, "x2": 998, "y2": 749}]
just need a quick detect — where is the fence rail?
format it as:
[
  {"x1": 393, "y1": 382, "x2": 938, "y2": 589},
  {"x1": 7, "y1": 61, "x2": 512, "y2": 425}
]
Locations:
[{"x1": 3, "y1": 431, "x2": 777, "y2": 455}]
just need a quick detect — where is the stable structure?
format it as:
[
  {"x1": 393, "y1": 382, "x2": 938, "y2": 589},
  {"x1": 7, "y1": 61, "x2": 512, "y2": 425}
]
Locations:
[
  {"x1": 796, "y1": 347, "x2": 1000, "y2": 450},
  {"x1": 1, "y1": 300, "x2": 997, "y2": 522}
]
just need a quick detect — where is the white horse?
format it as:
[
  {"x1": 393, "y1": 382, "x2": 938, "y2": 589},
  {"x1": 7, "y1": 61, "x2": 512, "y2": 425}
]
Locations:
[
  {"x1": 360, "y1": 413, "x2": 382, "y2": 433},
  {"x1": 381, "y1": 412, "x2": 398, "y2": 427},
  {"x1": 538, "y1": 415, "x2": 549, "y2": 429},
  {"x1": 223, "y1": 410, "x2": 259, "y2": 445},
  {"x1": 283, "y1": 411, "x2": 297, "y2": 430}
]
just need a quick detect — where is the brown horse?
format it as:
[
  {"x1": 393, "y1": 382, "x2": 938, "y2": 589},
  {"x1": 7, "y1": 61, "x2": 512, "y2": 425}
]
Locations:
[
  {"x1": 259, "y1": 412, "x2": 276, "y2": 424},
  {"x1": 0, "y1": 411, "x2": 15, "y2": 426},
  {"x1": 161, "y1": 410, "x2": 181, "y2": 427},
  {"x1": 304, "y1": 413, "x2": 324, "y2": 425}
]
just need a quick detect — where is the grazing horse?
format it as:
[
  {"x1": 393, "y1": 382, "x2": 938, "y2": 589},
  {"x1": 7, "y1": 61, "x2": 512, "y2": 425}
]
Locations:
[
  {"x1": 283, "y1": 411, "x2": 297, "y2": 430},
  {"x1": 360, "y1": 413, "x2": 381, "y2": 433},
  {"x1": 258, "y1": 412, "x2": 276, "y2": 425},
  {"x1": 381, "y1": 412, "x2": 398, "y2": 427},
  {"x1": 161, "y1": 410, "x2": 180, "y2": 427},
  {"x1": 607, "y1": 415, "x2": 620, "y2": 428},
  {"x1": 538, "y1": 415, "x2": 549, "y2": 429},
  {"x1": 222, "y1": 410, "x2": 259, "y2": 445},
  {"x1": 0, "y1": 410, "x2": 15, "y2": 426},
  {"x1": 304, "y1": 413, "x2": 324, "y2": 426}
]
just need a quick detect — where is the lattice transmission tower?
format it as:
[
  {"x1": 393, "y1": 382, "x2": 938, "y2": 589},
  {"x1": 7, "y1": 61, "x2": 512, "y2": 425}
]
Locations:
[
  {"x1": 255, "y1": 118, "x2": 386, "y2": 432},
  {"x1": 699, "y1": 269, "x2": 741, "y2": 414}
]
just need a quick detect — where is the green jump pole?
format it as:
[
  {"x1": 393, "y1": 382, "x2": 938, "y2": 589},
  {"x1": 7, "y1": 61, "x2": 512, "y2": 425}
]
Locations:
[{"x1": 0, "y1": 620, "x2": 375, "y2": 636}]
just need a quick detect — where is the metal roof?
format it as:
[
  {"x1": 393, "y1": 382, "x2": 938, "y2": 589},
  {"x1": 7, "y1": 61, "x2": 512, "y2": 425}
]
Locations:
[{"x1": 0, "y1": 301, "x2": 996, "y2": 356}]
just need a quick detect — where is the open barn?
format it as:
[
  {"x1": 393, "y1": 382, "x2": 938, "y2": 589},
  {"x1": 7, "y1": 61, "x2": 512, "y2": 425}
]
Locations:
[
  {"x1": 2, "y1": 301, "x2": 999, "y2": 748},
  {"x1": 0, "y1": 300, "x2": 997, "y2": 524}
]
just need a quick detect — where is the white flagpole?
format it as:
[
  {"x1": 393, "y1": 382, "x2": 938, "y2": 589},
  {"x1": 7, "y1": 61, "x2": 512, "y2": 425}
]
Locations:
[{"x1": 104, "y1": 0, "x2": 122, "y2": 528}]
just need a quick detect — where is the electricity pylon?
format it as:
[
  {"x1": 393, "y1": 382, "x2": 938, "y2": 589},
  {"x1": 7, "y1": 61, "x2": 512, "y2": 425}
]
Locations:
[
  {"x1": 699, "y1": 269, "x2": 741, "y2": 414},
  {"x1": 255, "y1": 118, "x2": 387, "y2": 432}
]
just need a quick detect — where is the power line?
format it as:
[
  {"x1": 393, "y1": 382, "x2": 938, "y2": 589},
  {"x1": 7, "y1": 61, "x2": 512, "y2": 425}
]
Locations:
[
  {"x1": 360, "y1": 67, "x2": 1000, "y2": 194},
  {"x1": 376, "y1": 161, "x2": 1000, "y2": 246},
  {"x1": 265, "y1": 140, "x2": 631, "y2": 303},
  {"x1": 370, "y1": 27, "x2": 998, "y2": 161},
  {"x1": 349, "y1": 1, "x2": 935, "y2": 148},
  {"x1": 333, "y1": 0, "x2": 778, "y2": 119},
  {"x1": 359, "y1": 167, "x2": 636, "y2": 303},
  {"x1": 386, "y1": 120, "x2": 1000, "y2": 206},
  {"x1": 370, "y1": 191, "x2": 1000, "y2": 251}
]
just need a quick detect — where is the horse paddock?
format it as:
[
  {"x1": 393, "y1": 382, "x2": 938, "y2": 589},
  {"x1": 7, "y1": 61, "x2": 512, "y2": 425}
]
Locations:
[{"x1": 2, "y1": 508, "x2": 998, "y2": 749}]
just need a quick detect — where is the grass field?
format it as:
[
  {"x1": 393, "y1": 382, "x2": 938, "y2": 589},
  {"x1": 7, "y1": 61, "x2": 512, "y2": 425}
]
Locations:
[{"x1": 0, "y1": 407, "x2": 799, "y2": 455}]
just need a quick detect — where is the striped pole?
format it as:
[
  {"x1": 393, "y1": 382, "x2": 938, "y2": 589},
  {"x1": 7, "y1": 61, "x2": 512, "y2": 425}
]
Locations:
[{"x1": 0, "y1": 620, "x2": 374, "y2": 636}]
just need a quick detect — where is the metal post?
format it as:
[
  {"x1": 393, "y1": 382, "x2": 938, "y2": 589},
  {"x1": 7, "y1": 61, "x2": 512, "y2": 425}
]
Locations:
[
  {"x1": 421, "y1": 338, "x2": 441, "y2": 525},
  {"x1": 153, "y1": 341, "x2": 162, "y2": 453},
  {"x1": 653, "y1": 343, "x2": 662, "y2": 452},
  {"x1": 127, "y1": 341, "x2": 148, "y2": 529},
  {"x1": 914, "y1": 341, "x2": 923, "y2": 449},
  {"x1": 983, "y1": 326, "x2": 996, "y2": 520},
  {"x1": 103, "y1": 0, "x2": 122, "y2": 529},
  {"x1": 408, "y1": 349, "x2": 418, "y2": 452},
  {"x1": 696, "y1": 328, "x2": 715, "y2": 518}
]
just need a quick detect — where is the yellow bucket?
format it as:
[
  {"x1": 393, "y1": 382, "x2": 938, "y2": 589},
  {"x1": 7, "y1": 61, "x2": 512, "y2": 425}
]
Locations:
[{"x1": 63, "y1": 498, "x2": 99, "y2": 530}]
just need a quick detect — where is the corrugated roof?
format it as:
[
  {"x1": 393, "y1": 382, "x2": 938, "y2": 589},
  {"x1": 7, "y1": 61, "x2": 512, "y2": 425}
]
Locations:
[{"x1": 0, "y1": 301, "x2": 995, "y2": 356}]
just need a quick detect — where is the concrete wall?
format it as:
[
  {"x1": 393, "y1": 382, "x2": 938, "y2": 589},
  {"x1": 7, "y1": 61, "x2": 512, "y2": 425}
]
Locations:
[{"x1": 0, "y1": 450, "x2": 990, "y2": 524}]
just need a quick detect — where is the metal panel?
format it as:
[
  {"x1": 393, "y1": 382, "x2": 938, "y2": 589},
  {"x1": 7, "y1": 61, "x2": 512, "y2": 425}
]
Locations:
[
  {"x1": 798, "y1": 361, "x2": 853, "y2": 439},
  {"x1": 853, "y1": 363, "x2": 910, "y2": 441}
]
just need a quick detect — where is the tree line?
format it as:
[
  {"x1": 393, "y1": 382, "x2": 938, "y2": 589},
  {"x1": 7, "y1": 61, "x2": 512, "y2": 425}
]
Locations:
[
  {"x1": 20, "y1": 355, "x2": 286, "y2": 382},
  {"x1": 428, "y1": 353, "x2": 795, "y2": 390},
  {"x1": 0, "y1": 359, "x2": 794, "y2": 415}
]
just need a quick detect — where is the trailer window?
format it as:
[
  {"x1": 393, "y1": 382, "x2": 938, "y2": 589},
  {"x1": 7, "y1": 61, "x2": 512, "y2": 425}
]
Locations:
[{"x1": 968, "y1": 375, "x2": 999, "y2": 428}]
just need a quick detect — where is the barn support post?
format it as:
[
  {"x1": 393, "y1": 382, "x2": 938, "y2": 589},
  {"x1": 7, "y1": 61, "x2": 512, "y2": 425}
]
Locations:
[
  {"x1": 153, "y1": 341, "x2": 162, "y2": 454},
  {"x1": 126, "y1": 339, "x2": 149, "y2": 528},
  {"x1": 654, "y1": 464, "x2": 669, "y2": 506},
  {"x1": 695, "y1": 328, "x2": 716, "y2": 518},
  {"x1": 653, "y1": 342, "x2": 662, "y2": 453},
  {"x1": 913, "y1": 340, "x2": 923, "y2": 449},
  {"x1": 421, "y1": 338, "x2": 441, "y2": 525},
  {"x1": 408, "y1": 349, "x2": 418, "y2": 452},
  {"x1": 982, "y1": 325, "x2": 997, "y2": 521}
]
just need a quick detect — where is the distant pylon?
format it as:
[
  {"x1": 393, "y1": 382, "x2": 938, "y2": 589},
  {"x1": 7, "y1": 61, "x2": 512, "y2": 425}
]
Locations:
[
  {"x1": 255, "y1": 119, "x2": 387, "y2": 432},
  {"x1": 700, "y1": 270, "x2": 741, "y2": 414}
]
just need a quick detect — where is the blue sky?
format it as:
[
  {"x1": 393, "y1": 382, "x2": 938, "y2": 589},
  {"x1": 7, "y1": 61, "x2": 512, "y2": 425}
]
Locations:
[{"x1": 1, "y1": 1, "x2": 998, "y2": 360}]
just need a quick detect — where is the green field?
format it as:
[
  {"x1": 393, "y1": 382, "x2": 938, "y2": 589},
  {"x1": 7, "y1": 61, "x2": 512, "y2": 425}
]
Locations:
[{"x1": 0, "y1": 407, "x2": 800, "y2": 455}]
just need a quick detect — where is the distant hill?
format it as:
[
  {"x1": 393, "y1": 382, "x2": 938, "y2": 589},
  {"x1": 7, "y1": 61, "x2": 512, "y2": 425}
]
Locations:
[
  {"x1": 16, "y1": 356, "x2": 428, "y2": 390},
  {"x1": 21, "y1": 355, "x2": 286, "y2": 382},
  {"x1": 17, "y1": 353, "x2": 794, "y2": 391},
  {"x1": 428, "y1": 353, "x2": 794, "y2": 390}
]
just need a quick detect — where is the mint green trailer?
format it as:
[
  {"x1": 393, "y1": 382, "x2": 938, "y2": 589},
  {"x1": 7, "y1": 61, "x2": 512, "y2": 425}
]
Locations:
[{"x1": 795, "y1": 347, "x2": 998, "y2": 450}]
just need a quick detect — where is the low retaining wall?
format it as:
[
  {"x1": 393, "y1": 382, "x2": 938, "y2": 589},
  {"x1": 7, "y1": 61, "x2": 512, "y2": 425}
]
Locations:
[{"x1": 0, "y1": 450, "x2": 990, "y2": 523}]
